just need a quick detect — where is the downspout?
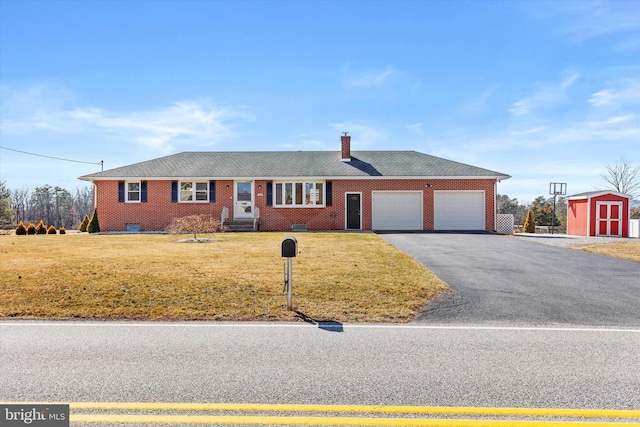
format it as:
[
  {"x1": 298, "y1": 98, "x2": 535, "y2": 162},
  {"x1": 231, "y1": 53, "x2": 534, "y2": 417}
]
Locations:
[{"x1": 93, "y1": 182, "x2": 98, "y2": 211}]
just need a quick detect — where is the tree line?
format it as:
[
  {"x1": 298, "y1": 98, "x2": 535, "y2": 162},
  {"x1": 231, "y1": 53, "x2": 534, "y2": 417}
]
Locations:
[
  {"x1": 499, "y1": 157, "x2": 640, "y2": 226},
  {"x1": 498, "y1": 194, "x2": 566, "y2": 227},
  {"x1": 499, "y1": 193, "x2": 640, "y2": 227},
  {"x1": 0, "y1": 181, "x2": 93, "y2": 230}
]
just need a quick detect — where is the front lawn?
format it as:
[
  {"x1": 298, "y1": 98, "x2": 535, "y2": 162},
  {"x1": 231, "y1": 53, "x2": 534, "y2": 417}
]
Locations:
[
  {"x1": 578, "y1": 240, "x2": 640, "y2": 263},
  {"x1": 0, "y1": 232, "x2": 447, "y2": 322}
]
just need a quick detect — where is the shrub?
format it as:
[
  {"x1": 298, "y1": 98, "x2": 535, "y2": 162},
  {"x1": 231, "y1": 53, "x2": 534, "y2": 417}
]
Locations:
[
  {"x1": 26, "y1": 223, "x2": 36, "y2": 235},
  {"x1": 87, "y1": 209, "x2": 100, "y2": 233},
  {"x1": 15, "y1": 221, "x2": 27, "y2": 235},
  {"x1": 47, "y1": 225, "x2": 57, "y2": 234},
  {"x1": 523, "y1": 209, "x2": 536, "y2": 233},
  {"x1": 35, "y1": 220, "x2": 47, "y2": 234},
  {"x1": 78, "y1": 214, "x2": 90, "y2": 232},
  {"x1": 59, "y1": 226, "x2": 66, "y2": 235},
  {"x1": 166, "y1": 214, "x2": 222, "y2": 240}
]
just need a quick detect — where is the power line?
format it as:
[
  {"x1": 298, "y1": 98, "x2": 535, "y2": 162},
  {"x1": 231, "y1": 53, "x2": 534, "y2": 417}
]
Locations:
[{"x1": 0, "y1": 145, "x2": 103, "y2": 170}]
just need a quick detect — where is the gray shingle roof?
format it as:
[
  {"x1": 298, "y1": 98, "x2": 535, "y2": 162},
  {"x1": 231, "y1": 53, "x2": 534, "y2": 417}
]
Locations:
[{"x1": 79, "y1": 151, "x2": 510, "y2": 181}]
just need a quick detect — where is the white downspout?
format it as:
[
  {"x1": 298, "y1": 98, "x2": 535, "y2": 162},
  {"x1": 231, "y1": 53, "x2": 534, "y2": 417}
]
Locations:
[{"x1": 93, "y1": 182, "x2": 98, "y2": 211}]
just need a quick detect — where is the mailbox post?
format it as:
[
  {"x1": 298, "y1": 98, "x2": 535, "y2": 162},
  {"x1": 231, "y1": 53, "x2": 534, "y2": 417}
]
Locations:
[{"x1": 281, "y1": 236, "x2": 297, "y2": 310}]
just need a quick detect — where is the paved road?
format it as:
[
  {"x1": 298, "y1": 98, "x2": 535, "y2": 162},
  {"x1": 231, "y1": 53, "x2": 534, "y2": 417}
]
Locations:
[
  {"x1": 1, "y1": 322, "x2": 639, "y2": 414},
  {"x1": 380, "y1": 233, "x2": 640, "y2": 326},
  {"x1": 3, "y1": 235, "x2": 640, "y2": 425}
]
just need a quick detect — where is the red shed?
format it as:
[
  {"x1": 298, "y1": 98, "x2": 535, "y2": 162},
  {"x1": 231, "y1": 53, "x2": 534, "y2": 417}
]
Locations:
[{"x1": 567, "y1": 191, "x2": 631, "y2": 237}]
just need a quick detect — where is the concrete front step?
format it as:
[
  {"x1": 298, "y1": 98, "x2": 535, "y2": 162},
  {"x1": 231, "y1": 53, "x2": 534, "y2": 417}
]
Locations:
[{"x1": 224, "y1": 219, "x2": 257, "y2": 232}]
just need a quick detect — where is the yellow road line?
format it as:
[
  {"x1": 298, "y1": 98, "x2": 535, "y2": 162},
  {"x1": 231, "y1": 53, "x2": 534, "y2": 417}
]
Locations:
[
  {"x1": 69, "y1": 414, "x2": 640, "y2": 426},
  {"x1": 6, "y1": 402, "x2": 640, "y2": 425},
  {"x1": 62, "y1": 402, "x2": 640, "y2": 419}
]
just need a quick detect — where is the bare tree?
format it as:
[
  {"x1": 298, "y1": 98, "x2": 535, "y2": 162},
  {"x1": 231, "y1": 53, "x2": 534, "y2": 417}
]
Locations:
[
  {"x1": 497, "y1": 194, "x2": 528, "y2": 226},
  {"x1": 52, "y1": 186, "x2": 74, "y2": 228},
  {"x1": 11, "y1": 187, "x2": 29, "y2": 224},
  {"x1": 600, "y1": 156, "x2": 640, "y2": 198},
  {"x1": 73, "y1": 187, "x2": 93, "y2": 225},
  {"x1": 30, "y1": 185, "x2": 53, "y2": 225},
  {"x1": 10, "y1": 185, "x2": 92, "y2": 228},
  {"x1": 166, "y1": 214, "x2": 223, "y2": 241}
]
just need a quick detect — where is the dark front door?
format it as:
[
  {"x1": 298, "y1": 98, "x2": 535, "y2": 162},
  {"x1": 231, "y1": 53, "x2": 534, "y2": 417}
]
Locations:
[{"x1": 346, "y1": 193, "x2": 361, "y2": 230}]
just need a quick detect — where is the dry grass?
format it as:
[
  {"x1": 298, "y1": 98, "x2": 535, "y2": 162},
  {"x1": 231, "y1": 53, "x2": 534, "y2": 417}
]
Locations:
[
  {"x1": 578, "y1": 240, "x2": 640, "y2": 263},
  {"x1": 0, "y1": 233, "x2": 447, "y2": 322}
]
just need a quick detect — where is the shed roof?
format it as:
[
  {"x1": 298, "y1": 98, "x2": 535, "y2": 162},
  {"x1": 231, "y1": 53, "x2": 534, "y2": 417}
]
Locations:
[
  {"x1": 79, "y1": 150, "x2": 511, "y2": 181},
  {"x1": 568, "y1": 190, "x2": 631, "y2": 200}
]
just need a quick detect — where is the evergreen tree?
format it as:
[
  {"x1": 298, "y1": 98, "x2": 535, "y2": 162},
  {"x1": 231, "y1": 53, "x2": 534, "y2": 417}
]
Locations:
[
  {"x1": 26, "y1": 223, "x2": 36, "y2": 235},
  {"x1": 87, "y1": 209, "x2": 100, "y2": 233},
  {"x1": 523, "y1": 209, "x2": 536, "y2": 233},
  {"x1": 0, "y1": 181, "x2": 14, "y2": 228},
  {"x1": 78, "y1": 214, "x2": 90, "y2": 232},
  {"x1": 15, "y1": 220, "x2": 27, "y2": 235},
  {"x1": 35, "y1": 219, "x2": 47, "y2": 234}
]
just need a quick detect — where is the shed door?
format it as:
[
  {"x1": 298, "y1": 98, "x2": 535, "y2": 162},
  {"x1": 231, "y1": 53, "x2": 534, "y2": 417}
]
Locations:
[
  {"x1": 596, "y1": 202, "x2": 622, "y2": 237},
  {"x1": 372, "y1": 191, "x2": 423, "y2": 230},
  {"x1": 434, "y1": 191, "x2": 485, "y2": 230}
]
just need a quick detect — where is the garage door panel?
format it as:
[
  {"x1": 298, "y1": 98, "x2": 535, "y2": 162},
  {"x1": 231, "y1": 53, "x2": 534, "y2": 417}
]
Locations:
[
  {"x1": 434, "y1": 191, "x2": 485, "y2": 230},
  {"x1": 372, "y1": 192, "x2": 422, "y2": 230}
]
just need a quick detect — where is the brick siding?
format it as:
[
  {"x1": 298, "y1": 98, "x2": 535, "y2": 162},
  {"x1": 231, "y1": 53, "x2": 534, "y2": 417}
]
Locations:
[{"x1": 94, "y1": 178, "x2": 498, "y2": 232}]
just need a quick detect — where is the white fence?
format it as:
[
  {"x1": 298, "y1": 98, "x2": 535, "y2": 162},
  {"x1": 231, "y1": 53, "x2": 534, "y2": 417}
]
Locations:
[
  {"x1": 497, "y1": 214, "x2": 514, "y2": 235},
  {"x1": 630, "y1": 219, "x2": 640, "y2": 238}
]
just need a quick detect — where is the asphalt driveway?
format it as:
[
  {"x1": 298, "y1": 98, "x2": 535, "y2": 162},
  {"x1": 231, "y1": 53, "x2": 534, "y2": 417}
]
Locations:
[{"x1": 380, "y1": 233, "x2": 640, "y2": 327}]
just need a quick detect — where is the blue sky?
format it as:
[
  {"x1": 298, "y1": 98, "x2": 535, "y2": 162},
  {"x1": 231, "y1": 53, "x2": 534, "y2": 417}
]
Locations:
[{"x1": 1, "y1": 0, "x2": 638, "y2": 203}]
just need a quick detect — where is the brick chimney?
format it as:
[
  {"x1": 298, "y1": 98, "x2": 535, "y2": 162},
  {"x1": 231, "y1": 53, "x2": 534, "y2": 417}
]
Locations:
[{"x1": 341, "y1": 132, "x2": 351, "y2": 162}]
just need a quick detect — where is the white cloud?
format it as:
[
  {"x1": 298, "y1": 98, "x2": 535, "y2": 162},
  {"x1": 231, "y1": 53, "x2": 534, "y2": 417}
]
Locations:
[
  {"x1": 509, "y1": 72, "x2": 580, "y2": 116},
  {"x1": 429, "y1": 121, "x2": 638, "y2": 203},
  {"x1": 509, "y1": 126, "x2": 547, "y2": 137},
  {"x1": 559, "y1": 1, "x2": 640, "y2": 44},
  {"x1": 342, "y1": 64, "x2": 398, "y2": 88},
  {"x1": 459, "y1": 86, "x2": 496, "y2": 116},
  {"x1": 589, "y1": 78, "x2": 640, "y2": 107},
  {"x1": 614, "y1": 35, "x2": 640, "y2": 52},
  {"x1": 588, "y1": 115, "x2": 635, "y2": 127},
  {"x1": 407, "y1": 123, "x2": 423, "y2": 134},
  {"x1": 0, "y1": 86, "x2": 250, "y2": 152}
]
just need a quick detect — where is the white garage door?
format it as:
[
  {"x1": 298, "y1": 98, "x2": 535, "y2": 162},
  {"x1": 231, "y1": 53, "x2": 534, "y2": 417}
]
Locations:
[
  {"x1": 434, "y1": 191, "x2": 485, "y2": 230},
  {"x1": 372, "y1": 191, "x2": 423, "y2": 230}
]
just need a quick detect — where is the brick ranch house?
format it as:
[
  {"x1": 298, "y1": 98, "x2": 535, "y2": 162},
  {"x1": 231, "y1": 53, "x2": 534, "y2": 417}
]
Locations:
[{"x1": 79, "y1": 134, "x2": 511, "y2": 232}]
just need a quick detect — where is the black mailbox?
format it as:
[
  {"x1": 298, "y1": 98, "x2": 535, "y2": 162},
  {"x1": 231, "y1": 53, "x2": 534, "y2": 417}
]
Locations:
[{"x1": 281, "y1": 236, "x2": 298, "y2": 258}]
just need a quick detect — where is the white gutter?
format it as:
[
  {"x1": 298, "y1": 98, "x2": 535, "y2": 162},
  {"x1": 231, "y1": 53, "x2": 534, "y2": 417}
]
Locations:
[{"x1": 80, "y1": 175, "x2": 512, "y2": 182}]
